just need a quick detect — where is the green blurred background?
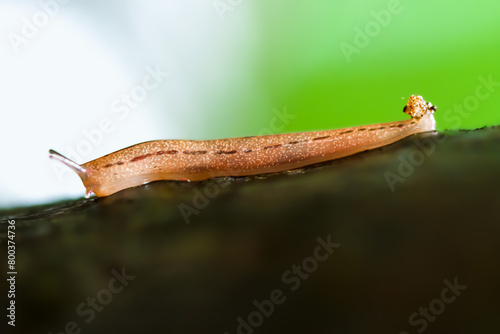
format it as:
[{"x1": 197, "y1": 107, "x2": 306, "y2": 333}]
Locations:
[{"x1": 226, "y1": 0, "x2": 500, "y2": 136}]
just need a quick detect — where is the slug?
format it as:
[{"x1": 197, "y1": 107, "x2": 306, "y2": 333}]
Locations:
[{"x1": 50, "y1": 95, "x2": 436, "y2": 197}]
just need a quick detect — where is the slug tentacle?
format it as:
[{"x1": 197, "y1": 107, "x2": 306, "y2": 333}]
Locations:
[
  {"x1": 48, "y1": 149, "x2": 94, "y2": 197},
  {"x1": 50, "y1": 95, "x2": 437, "y2": 198},
  {"x1": 48, "y1": 150, "x2": 88, "y2": 180}
]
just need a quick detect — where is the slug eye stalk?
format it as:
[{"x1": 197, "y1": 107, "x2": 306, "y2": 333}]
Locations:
[
  {"x1": 48, "y1": 150, "x2": 88, "y2": 181},
  {"x1": 48, "y1": 150, "x2": 94, "y2": 197}
]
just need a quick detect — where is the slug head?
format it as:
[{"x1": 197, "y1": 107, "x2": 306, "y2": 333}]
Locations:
[{"x1": 403, "y1": 95, "x2": 436, "y2": 119}]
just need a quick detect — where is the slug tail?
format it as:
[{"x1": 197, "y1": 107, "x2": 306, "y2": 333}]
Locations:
[
  {"x1": 403, "y1": 95, "x2": 437, "y2": 119},
  {"x1": 48, "y1": 149, "x2": 90, "y2": 182}
]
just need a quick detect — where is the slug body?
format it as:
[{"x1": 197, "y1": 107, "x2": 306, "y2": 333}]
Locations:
[{"x1": 50, "y1": 95, "x2": 436, "y2": 197}]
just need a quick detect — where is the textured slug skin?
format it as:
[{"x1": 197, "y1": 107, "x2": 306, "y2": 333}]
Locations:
[{"x1": 50, "y1": 95, "x2": 436, "y2": 197}]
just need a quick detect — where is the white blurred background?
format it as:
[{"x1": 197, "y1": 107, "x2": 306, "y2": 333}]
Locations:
[{"x1": 0, "y1": 0, "x2": 261, "y2": 207}]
